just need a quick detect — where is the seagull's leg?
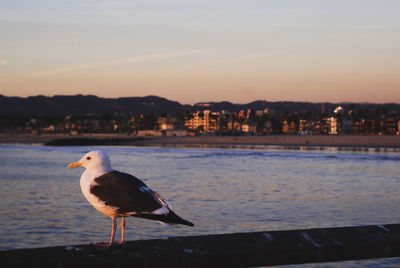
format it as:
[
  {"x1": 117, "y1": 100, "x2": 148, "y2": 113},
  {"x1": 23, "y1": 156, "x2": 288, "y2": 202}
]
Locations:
[
  {"x1": 119, "y1": 217, "x2": 126, "y2": 244},
  {"x1": 108, "y1": 217, "x2": 117, "y2": 247}
]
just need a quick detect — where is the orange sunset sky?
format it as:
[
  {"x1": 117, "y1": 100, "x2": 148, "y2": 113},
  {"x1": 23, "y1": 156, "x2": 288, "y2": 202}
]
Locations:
[{"x1": 1, "y1": 0, "x2": 399, "y2": 104}]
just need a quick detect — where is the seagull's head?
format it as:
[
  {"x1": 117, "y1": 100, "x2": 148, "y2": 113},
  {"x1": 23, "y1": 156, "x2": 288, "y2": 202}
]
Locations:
[{"x1": 68, "y1": 150, "x2": 112, "y2": 172}]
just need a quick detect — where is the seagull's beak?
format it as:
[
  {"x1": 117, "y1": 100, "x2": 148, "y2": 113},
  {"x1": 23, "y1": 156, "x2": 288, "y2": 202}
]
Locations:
[{"x1": 68, "y1": 161, "x2": 82, "y2": 168}]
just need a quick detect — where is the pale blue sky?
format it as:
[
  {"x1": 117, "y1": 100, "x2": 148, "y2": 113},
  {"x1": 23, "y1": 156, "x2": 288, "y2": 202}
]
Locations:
[{"x1": 1, "y1": 0, "x2": 399, "y2": 103}]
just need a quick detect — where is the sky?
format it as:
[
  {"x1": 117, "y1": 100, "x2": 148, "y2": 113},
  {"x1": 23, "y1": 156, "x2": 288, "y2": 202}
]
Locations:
[{"x1": 0, "y1": 0, "x2": 400, "y2": 104}]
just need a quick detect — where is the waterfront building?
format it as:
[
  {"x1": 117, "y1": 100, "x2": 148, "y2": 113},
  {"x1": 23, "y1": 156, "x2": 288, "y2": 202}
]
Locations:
[{"x1": 184, "y1": 110, "x2": 220, "y2": 133}]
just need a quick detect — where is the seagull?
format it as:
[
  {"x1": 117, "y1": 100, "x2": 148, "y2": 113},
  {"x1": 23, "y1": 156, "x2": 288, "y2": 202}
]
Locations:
[{"x1": 68, "y1": 150, "x2": 193, "y2": 247}]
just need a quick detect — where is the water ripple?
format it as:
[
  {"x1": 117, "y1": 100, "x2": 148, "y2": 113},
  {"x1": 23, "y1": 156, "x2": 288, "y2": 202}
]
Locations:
[{"x1": 0, "y1": 144, "x2": 400, "y2": 266}]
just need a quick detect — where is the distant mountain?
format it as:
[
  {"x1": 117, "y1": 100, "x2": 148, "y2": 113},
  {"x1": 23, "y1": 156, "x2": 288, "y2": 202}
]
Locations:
[
  {"x1": 0, "y1": 94, "x2": 399, "y2": 117},
  {"x1": 0, "y1": 94, "x2": 185, "y2": 117}
]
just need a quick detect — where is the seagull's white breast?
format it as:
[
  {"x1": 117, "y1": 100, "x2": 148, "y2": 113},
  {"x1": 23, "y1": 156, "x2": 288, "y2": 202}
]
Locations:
[{"x1": 80, "y1": 169, "x2": 119, "y2": 218}]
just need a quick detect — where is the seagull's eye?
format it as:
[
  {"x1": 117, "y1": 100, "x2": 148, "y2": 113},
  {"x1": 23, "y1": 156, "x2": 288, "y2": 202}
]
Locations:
[{"x1": 86, "y1": 156, "x2": 91, "y2": 160}]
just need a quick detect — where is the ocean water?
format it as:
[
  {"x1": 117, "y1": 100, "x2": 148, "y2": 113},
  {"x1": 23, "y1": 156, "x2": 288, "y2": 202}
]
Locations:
[{"x1": 0, "y1": 144, "x2": 399, "y2": 267}]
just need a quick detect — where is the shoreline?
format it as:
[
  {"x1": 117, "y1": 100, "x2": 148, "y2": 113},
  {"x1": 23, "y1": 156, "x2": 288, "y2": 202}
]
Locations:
[
  {"x1": 140, "y1": 135, "x2": 400, "y2": 150},
  {"x1": 1, "y1": 133, "x2": 400, "y2": 149}
]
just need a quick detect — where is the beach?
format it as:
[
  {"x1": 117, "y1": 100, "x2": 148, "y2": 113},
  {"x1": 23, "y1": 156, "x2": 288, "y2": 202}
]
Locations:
[{"x1": 1, "y1": 133, "x2": 400, "y2": 148}]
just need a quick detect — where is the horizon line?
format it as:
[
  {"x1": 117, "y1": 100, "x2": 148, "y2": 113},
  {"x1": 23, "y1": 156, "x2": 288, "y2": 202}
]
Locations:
[{"x1": 1, "y1": 93, "x2": 400, "y2": 106}]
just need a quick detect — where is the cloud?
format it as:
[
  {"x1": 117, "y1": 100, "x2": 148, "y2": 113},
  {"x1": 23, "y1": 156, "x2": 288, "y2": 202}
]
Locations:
[
  {"x1": 206, "y1": 52, "x2": 281, "y2": 66},
  {"x1": 41, "y1": 50, "x2": 203, "y2": 76},
  {"x1": 0, "y1": 60, "x2": 9, "y2": 65}
]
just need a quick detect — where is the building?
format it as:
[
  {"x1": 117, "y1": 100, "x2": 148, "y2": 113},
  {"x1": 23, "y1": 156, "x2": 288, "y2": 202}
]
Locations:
[
  {"x1": 157, "y1": 116, "x2": 176, "y2": 131},
  {"x1": 241, "y1": 124, "x2": 257, "y2": 134},
  {"x1": 282, "y1": 120, "x2": 298, "y2": 135},
  {"x1": 263, "y1": 121, "x2": 274, "y2": 134},
  {"x1": 397, "y1": 120, "x2": 400, "y2": 135},
  {"x1": 298, "y1": 120, "x2": 313, "y2": 135},
  {"x1": 227, "y1": 121, "x2": 241, "y2": 132},
  {"x1": 328, "y1": 117, "x2": 339, "y2": 134},
  {"x1": 342, "y1": 119, "x2": 353, "y2": 134},
  {"x1": 386, "y1": 117, "x2": 397, "y2": 135},
  {"x1": 184, "y1": 110, "x2": 220, "y2": 133},
  {"x1": 311, "y1": 120, "x2": 322, "y2": 135},
  {"x1": 282, "y1": 120, "x2": 289, "y2": 134}
]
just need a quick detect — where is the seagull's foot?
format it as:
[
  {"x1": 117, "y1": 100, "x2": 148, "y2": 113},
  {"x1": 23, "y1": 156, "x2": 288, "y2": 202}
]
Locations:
[
  {"x1": 91, "y1": 242, "x2": 110, "y2": 250},
  {"x1": 92, "y1": 241, "x2": 125, "y2": 250}
]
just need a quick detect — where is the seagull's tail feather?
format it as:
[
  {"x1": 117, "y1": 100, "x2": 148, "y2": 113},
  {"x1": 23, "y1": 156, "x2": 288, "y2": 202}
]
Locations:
[{"x1": 133, "y1": 211, "x2": 194, "y2": 226}]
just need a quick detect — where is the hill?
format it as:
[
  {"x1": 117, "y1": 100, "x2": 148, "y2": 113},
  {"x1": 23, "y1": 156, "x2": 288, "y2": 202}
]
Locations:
[
  {"x1": 1, "y1": 94, "x2": 399, "y2": 117},
  {"x1": 0, "y1": 94, "x2": 184, "y2": 117}
]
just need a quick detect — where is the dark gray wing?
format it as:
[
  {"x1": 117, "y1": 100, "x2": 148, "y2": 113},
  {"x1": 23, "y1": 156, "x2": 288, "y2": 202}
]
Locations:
[{"x1": 90, "y1": 171, "x2": 164, "y2": 215}]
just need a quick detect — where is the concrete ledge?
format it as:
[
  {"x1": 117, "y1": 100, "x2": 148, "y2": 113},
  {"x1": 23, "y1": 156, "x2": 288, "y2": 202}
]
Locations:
[{"x1": 1, "y1": 224, "x2": 400, "y2": 267}]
